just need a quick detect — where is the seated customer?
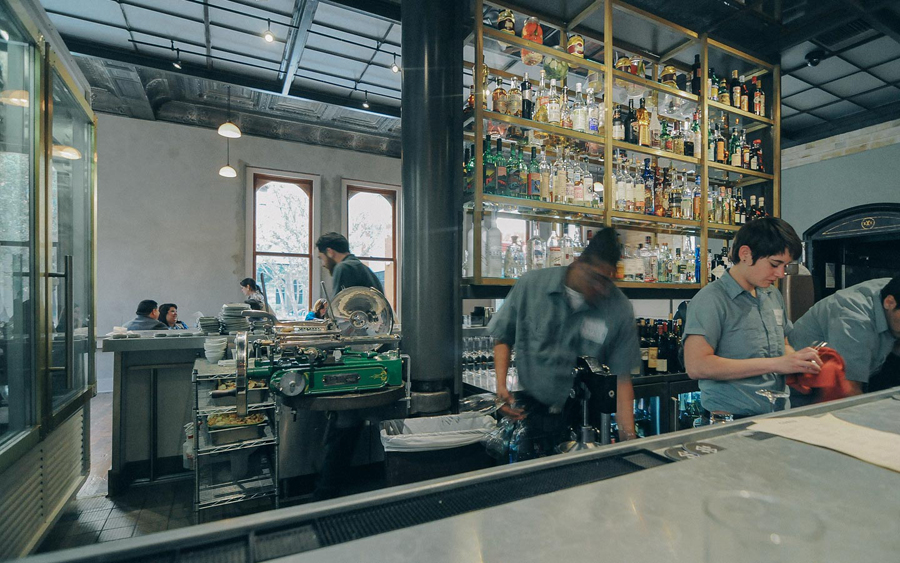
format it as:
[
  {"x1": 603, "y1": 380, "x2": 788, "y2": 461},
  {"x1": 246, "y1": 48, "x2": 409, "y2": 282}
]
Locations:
[
  {"x1": 305, "y1": 299, "x2": 327, "y2": 320},
  {"x1": 159, "y1": 303, "x2": 189, "y2": 330},
  {"x1": 789, "y1": 276, "x2": 900, "y2": 394},
  {"x1": 123, "y1": 300, "x2": 168, "y2": 330}
]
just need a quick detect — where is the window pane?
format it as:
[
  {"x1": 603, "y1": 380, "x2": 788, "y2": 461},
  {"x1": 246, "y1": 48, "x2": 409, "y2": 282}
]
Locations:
[
  {"x1": 360, "y1": 260, "x2": 395, "y2": 310},
  {"x1": 255, "y1": 181, "x2": 310, "y2": 254},
  {"x1": 348, "y1": 191, "x2": 394, "y2": 259},
  {"x1": 49, "y1": 69, "x2": 93, "y2": 412},
  {"x1": 0, "y1": 7, "x2": 36, "y2": 442},
  {"x1": 256, "y1": 255, "x2": 310, "y2": 320}
]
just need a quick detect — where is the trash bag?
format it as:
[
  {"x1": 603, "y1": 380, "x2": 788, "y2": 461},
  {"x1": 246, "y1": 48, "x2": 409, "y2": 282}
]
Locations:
[{"x1": 380, "y1": 412, "x2": 497, "y2": 452}]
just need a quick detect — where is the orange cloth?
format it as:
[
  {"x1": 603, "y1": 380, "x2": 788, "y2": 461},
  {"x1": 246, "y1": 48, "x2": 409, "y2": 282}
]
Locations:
[{"x1": 786, "y1": 347, "x2": 855, "y2": 403}]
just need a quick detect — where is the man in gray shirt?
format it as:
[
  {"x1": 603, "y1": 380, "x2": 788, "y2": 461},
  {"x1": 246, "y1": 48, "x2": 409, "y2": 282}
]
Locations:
[
  {"x1": 684, "y1": 218, "x2": 823, "y2": 417},
  {"x1": 315, "y1": 232, "x2": 385, "y2": 298},
  {"x1": 123, "y1": 300, "x2": 168, "y2": 330},
  {"x1": 789, "y1": 276, "x2": 900, "y2": 394},
  {"x1": 490, "y1": 227, "x2": 639, "y2": 449}
]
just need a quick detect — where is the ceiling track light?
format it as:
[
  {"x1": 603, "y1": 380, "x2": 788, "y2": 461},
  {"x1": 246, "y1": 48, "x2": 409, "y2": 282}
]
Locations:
[
  {"x1": 390, "y1": 54, "x2": 400, "y2": 73},
  {"x1": 264, "y1": 19, "x2": 275, "y2": 43},
  {"x1": 218, "y1": 85, "x2": 242, "y2": 138},
  {"x1": 219, "y1": 137, "x2": 237, "y2": 178},
  {"x1": 362, "y1": 90, "x2": 370, "y2": 109}
]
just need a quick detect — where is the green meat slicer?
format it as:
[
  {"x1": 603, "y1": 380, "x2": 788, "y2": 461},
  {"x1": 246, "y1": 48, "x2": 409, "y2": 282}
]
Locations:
[{"x1": 231, "y1": 287, "x2": 404, "y2": 416}]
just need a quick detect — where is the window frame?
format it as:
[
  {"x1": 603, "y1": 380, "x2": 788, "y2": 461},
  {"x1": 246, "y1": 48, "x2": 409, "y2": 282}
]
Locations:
[
  {"x1": 341, "y1": 179, "x2": 401, "y2": 314},
  {"x1": 246, "y1": 168, "x2": 321, "y2": 318}
]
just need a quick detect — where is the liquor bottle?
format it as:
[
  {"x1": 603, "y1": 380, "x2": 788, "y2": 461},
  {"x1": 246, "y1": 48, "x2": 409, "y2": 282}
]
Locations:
[
  {"x1": 572, "y1": 83, "x2": 587, "y2": 132},
  {"x1": 612, "y1": 154, "x2": 622, "y2": 211},
  {"x1": 486, "y1": 212, "x2": 504, "y2": 277},
  {"x1": 654, "y1": 165, "x2": 665, "y2": 217},
  {"x1": 717, "y1": 187, "x2": 727, "y2": 224},
  {"x1": 492, "y1": 78, "x2": 508, "y2": 114},
  {"x1": 465, "y1": 144, "x2": 475, "y2": 195},
  {"x1": 506, "y1": 146, "x2": 520, "y2": 196},
  {"x1": 521, "y1": 72, "x2": 534, "y2": 119},
  {"x1": 707, "y1": 122, "x2": 716, "y2": 161},
  {"x1": 692, "y1": 112, "x2": 703, "y2": 157},
  {"x1": 571, "y1": 154, "x2": 583, "y2": 204},
  {"x1": 527, "y1": 147, "x2": 541, "y2": 200},
  {"x1": 758, "y1": 196, "x2": 767, "y2": 218},
  {"x1": 753, "y1": 139, "x2": 765, "y2": 172},
  {"x1": 561, "y1": 229, "x2": 575, "y2": 266},
  {"x1": 673, "y1": 121, "x2": 685, "y2": 155},
  {"x1": 623, "y1": 158, "x2": 635, "y2": 212},
  {"x1": 657, "y1": 244, "x2": 669, "y2": 283},
  {"x1": 503, "y1": 235, "x2": 526, "y2": 279},
  {"x1": 646, "y1": 320, "x2": 658, "y2": 375},
  {"x1": 636, "y1": 98, "x2": 651, "y2": 147},
  {"x1": 624, "y1": 100, "x2": 637, "y2": 144},
  {"x1": 650, "y1": 109, "x2": 662, "y2": 149},
  {"x1": 656, "y1": 324, "x2": 668, "y2": 374},
  {"x1": 669, "y1": 171, "x2": 682, "y2": 219},
  {"x1": 587, "y1": 88, "x2": 601, "y2": 134},
  {"x1": 718, "y1": 74, "x2": 730, "y2": 106},
  {"x1": 547, "y1": 79, "x2": 561, "y2": 125},
  {"x1": 525, "y1": 222, "x2": 546, "y2": 270},
  {"x1": 582, "y1": 158, "x2": 595, "y2": 207},
  {"x1": 546, "y1": 226, "x2": 563, "y2": 267},
  {"x1": 483, "y1": 137, "x2": 496, "y2": 193},
  {"x1": 708, "y1": 68, "x2": 718, "y2": 102},
  {"x1": 516, "y1": 147, "x2": 529, "y2": 198},
  {"x1": 754, "y1": 77, "x2": 765, "y2": 117},
  {"x1": 729, "y1": 127, "x2": 742, "y2": 168},
  {"x1": 730, "y1": 70, "x2": 741, "y2": 108},
  {"x1": 643, "y1": 159, "x2": 654, "y2": 215},
  {"x1": 660, "y1": 120, "x2": 671, "y2": 152},
  {"x1": 553, "y1": 151, "x2": 567, "y2": 204},
  {"x1": 539, "y1": 148, "x2": 552, "y2": 202},
  {"x1": 532, "y1": 71, "x2": 550, "y2": 136},
  {"x1": 691, "y1": 54, "x2": 701, "y2": 95},
  {"x1": 612, "y1": 106, "x2": 625, "y2": 141},
  {"x1": 748, "y1": 194, "x2": 758, "y2": 221},
  {"x1": 681, "y1": 171, "x2": 693, "y2": 220},
  {"x1": 465, "y1": 85, "x2": 475, "y2": 114},
  {"x1": 740, "y1": 130, "x2": 750, "y2": 169},
  {"x1": 715, "y1": 125, "x2": 727, "y2": 164},
  {"x1": 639, "y1": 320, "x2": 649, "y2": 373},
  {"x1": 634, "y1": 161, "x2": 646, "y2": 214},
  {"x1": 497, "y1": 9, "x2": 516, "y2": 34},
  {"x1": 739, "y1": 75, "x2": 750, "y2": 112},
  {"x1": 684, "y1": 119, "x2": 695, "y2": 157},
  {"x1": 508, "y1": 78, "x2": 523, "y2": 117},
  {"x1": 462, "y1": 147, "x2": 470, "y2": 194},
  {"x1": 495, "y1": 138, "x2": 508, "y2": 195},
  {"x1": 641, "y1": 237, "x2": 656, "y2": 282},
  {"x1": 560, "y1": 90, "x2": 573, "y2": 130},
  {"x1": 725, "y1": 187, "x2": 734, "y2": 224},
  {"x1": 692, "y1": 174, "x2": 702, "y2": 220},
  {"x1": 735, "y1": 188, "x2": 745, "y2": 224}
]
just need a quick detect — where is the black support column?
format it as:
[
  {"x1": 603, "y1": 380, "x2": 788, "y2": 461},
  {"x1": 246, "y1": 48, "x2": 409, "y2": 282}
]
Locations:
[{"x1": 400, "y1": 0, "x2": 463, "y2": 413}]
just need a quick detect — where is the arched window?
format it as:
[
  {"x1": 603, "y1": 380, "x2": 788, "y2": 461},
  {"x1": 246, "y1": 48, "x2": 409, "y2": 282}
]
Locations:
[
  {"x1": 347, "y1": 187, "x2": 397, "y2": 309},
  {"x1": 253, "y1": 175, "x2": 312, "y2": 320}
]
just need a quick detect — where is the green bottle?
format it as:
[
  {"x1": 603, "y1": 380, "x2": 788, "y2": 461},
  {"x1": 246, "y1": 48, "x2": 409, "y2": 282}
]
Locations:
[{"x1": 483, "y1": 137, "x2": 496, "y2": 194}]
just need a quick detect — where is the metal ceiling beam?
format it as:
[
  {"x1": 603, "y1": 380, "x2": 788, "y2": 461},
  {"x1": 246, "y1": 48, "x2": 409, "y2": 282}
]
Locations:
[
  {"x1": 320, "y1": 0, "x2": 400, "y2": 24},
  {"x1": 311, "y1": 20, "x2": 400, "y2": 49},
  {"x1": 659, "y1": 38, "x2": 695, "y2": 63},
  {"x1": 218, "y1": 0, "x2": 294, "y2": 18},
  {"x1": 203, "y1": 1, "x2": 212, "y2": 70},
  {"x1": 280, "y1": 0, "x2": 320, "y2": 95},
  {"x1": 62, "y1": 36, "x2": 401, "y2": 118},
  {"x1": 567, "y1": 0, "x2": 602, "y2": 31},
  {"x1": 782, "y1": 100, "x2": 900, "y2": 148}
]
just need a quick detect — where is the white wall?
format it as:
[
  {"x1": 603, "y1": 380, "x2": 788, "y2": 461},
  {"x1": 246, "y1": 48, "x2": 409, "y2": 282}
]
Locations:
[{"x1": 95, "y1": 114, "x2": 400, "y2": 390}]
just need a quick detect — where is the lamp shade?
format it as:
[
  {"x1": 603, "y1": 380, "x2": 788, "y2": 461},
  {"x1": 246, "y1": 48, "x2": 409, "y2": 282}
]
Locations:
[
  {"x1": 219, "y1": 164, "x2": 237, "y2": 178},
  {"x1": 52, "y1": 144, "x2": 82, "y2": 160},
  {"x1": 217, "y1": 121, "x2": 242, "y2": 138}
]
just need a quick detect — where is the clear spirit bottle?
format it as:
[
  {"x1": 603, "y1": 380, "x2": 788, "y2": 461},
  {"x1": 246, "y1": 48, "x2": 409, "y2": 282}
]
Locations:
[
  {"x1": 525, "y1": 222, "x2": 546, "y2": 271},
  {"x1": 547, "y1": 79, "x2": 561, "y2": 125},
  {"x1": 572, "y1": 83, "x2": 587, "y2": 132}
]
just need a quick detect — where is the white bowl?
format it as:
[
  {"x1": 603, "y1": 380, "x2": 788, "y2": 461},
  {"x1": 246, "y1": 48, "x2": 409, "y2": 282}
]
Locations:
[{"x1": 205, "y1": 353, "x2": 225, "y2": 362}]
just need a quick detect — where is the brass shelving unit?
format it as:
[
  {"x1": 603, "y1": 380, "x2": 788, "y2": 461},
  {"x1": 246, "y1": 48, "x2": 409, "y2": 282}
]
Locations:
[{"x1": 465, "y1": 0, "x2": 780, "y2": 293}]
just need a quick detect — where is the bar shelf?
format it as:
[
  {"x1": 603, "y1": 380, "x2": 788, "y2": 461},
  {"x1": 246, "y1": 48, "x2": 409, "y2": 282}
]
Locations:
[{"x1": 612, "y1": 140, "x2": 701, "y2": 165}]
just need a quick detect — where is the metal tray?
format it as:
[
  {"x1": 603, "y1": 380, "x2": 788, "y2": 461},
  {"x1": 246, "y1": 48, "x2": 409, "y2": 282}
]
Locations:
[
  {"x1": 208, "y1": 387, "x2": 269, "y2": 406},
  {"x1": 206, "y1": 420, "x2": 268, "y2": 446}
]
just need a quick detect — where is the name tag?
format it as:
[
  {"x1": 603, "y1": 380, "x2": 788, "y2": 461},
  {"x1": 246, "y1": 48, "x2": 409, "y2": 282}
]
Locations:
[
  {"x1": 581, "y1": 318, "x2": 609, "y2": 344},
  {"x1": 773, "y1": 308, "x2": 784, "y2": 326}
]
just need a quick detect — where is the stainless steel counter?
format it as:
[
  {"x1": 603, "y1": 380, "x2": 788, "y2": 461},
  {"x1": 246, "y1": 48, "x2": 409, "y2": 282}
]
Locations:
[{"x1": 26, "y1": 388, "x2": 900, "y2": 563}]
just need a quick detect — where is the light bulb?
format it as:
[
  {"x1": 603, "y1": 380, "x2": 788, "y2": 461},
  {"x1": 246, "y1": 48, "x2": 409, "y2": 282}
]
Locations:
[
  {"x1": 52, "y1": 145, "x2": 82, "y2": 160},
  {"x1": 362, "y1": 91, "x2": 370, "y2": 109},
  {"x1": 219, "y1": 165, "x2": 237, "y2": 178},
  {"x1": 391, "y1": 55, "x2": 400, "y2": 73},
  {"x1": 264, "y1": 30, "x2": 275, "y2": 43},
  {"x1": 217, "y1": 121, "x2": 242, "y2": 138},
  {"x1": 173, "y1": 59, "x2": 182, "y2": 70}
]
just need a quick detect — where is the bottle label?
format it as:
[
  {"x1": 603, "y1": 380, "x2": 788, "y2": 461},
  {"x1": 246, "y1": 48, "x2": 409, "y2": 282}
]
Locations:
[
  {"x1": 648, "y1": 347, "x2": 658, "y2": 369},
  {"x1": 730, "y1": 152, "x2": 741, "y2": 167},
  {"x1": 613, "y1": 124, "x2": 625, "y2": 140},
  {"x1": 548, "y1": 248, "x2": 563, "y2": 267},
  {"x1": 573, "y1": 110, "x2": 587, "y2": 132},
  {"x1": 641, "y1": 347, "x2": 649, "y2": 361},
  {"x1": 588, "y1": 116, "x2": 599, "y2": 133},
  {"x1": 732, "y1": 86, "x2": 741, "y2": 107},
  {"x1": 547, "y1": 102, "x2": 561, "y2": 123},
  {"x1": 527, "y1": 173, "x2": 541, "y2": 197},
  {"x1": 657, "y1": 357, "x2": 668, "y2": 373},
  {"x1": 711, "y1": 264, "x2": 726, "y2": 279}
]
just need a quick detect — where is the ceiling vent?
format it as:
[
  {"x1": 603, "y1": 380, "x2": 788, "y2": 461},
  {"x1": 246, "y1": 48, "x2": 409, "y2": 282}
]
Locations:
[{"x1": 814, "y1": 18, "x2": 877, "y2": 50}]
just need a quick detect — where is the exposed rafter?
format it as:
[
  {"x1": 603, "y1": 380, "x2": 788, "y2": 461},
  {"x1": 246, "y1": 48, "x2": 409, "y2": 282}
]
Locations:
[{"x1": 280, "y1": 0, "x2": 320, "y2": 95}]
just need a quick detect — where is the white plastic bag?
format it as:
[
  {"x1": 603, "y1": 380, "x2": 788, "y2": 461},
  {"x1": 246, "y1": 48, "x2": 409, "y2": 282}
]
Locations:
[{"x1": 380, "y1": 412, "x2": 497, "y2": 452}]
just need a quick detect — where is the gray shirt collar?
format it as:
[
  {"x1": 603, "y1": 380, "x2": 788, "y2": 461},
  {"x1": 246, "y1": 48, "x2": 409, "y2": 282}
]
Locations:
[{"x1": 721, "y1": 269, "x2": 771, "y2": 301}]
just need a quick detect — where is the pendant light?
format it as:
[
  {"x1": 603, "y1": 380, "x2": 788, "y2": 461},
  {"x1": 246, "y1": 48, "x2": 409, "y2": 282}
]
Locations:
[
  {"x1": 219, "y1": 138, "x2": 237, "y2": 178},
  {"x1": 171, "y1": 40, "x2": 182, "y2": 70},
  {"x1": 263, "y1": 19, "x2": 275, "y2": 43},
  {"x1": 362, "y1": 90, "x2": 370, "y2": 109},
  {"x1": 390, "y1": 54, "x2": 400, "y2": 73},
  {"x1": 217, "y1": 85, "x2": 242, "y2": 138}
]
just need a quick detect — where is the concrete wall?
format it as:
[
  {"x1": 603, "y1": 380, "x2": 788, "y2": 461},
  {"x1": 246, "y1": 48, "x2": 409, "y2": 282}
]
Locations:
[
  {"x1": 95, "y1": 114, "x2": 400, "y2": 390},
  {"x1": 781, "y1": 141, "x2": 900, "y2": 238}
]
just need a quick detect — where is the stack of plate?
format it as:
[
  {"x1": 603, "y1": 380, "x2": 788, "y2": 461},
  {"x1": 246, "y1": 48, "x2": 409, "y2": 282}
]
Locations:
[
  {"x1": 198, "y1": 316, "x2": 221, "y2": 334},
  {"x1": 219, "y1": 303, "x2": 251, "y2": 333}
]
